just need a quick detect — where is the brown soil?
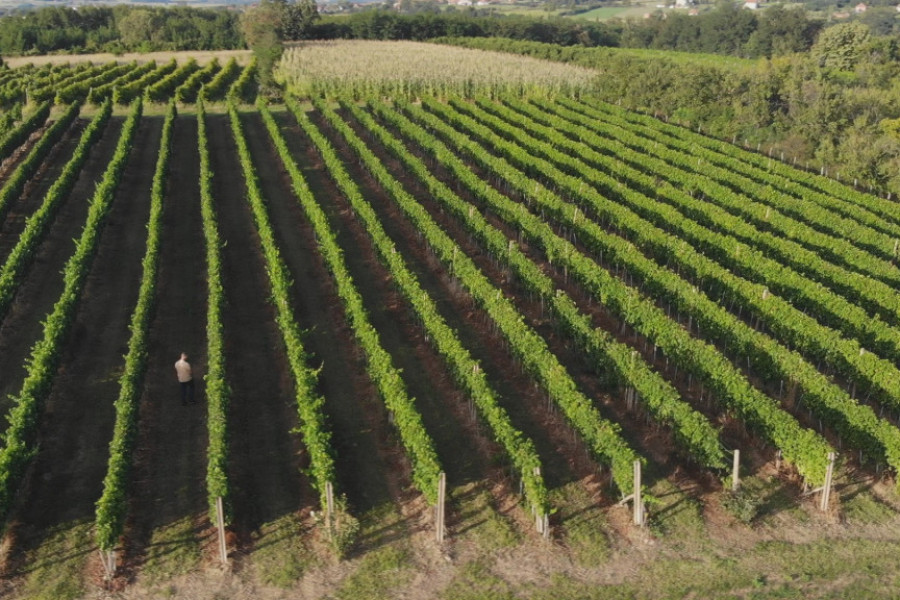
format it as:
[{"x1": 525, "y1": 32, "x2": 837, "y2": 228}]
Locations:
[
  {"x1": 0, "y1": 117, "x2": 123, "y2": 424},
  {"x1": 241, "y1": 109, "x2": 401, "y2": 518},
  {"x1": 0, "y1": 117, "x2": 85, "y2": 266},
  {"x1": 122, "y1": 113, "x2": 213, "y2": 578},
  {"x1": 202, "y1": 113, "x2": 311, "y2": 549},
  {"x1": 0, "y1": 115, "x2": 163, "y2": 580}
]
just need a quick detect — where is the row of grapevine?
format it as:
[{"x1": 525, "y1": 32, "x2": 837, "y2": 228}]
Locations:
[
  {"x1": 30, "y1": 62, "x2": 119, "y2": 103},
  {"x1": 399, "y1": 98, "x2": 834, "y2": 485},
  {"x1": 312, "y1": 97, "x2": 642, "y2": 496},
  {"x1": 0, "y1": 102, "x2": 81, "y2": 227},
  {"x1": 200, "y1": 58, "x2": 241, "y2": 102},
  {"x1": 226, "y1": 103, "x2": 337, "y2": 512},
  {"x1": 451, "y1": 98, "x2": 900, "y2": 415},
  {"x1": 433, "y1": 100, "x2": 900, "y2": 475},
  {"x1": 0, "y1": 98, "x2": 142, "y2": 523},
  {"x1": 524, "y1": 97, "x2": 900, "y2": 330},
  {"x1": 175, "y1": 59, "x2": 220, "y2": 104},
  {"x1": 576, "y1": 99, "x2": 900, "y2": 264},
  {"x1": 0, "y1": 100, "x2": 50, "y2": 161},
  {"x1": 547, "y1": 98, "x2": 900, "y2": 306},
  {"x1": 95, "y1": 100, "x2": 175, "y2": 552},
  {"x1": 279, "y1": 100, "x2": 551, "y2": 515},
  {"x1": 589, "y1": 99, "x2": 900, "y2": 237},
  {"x1": 197, "y1": 98, "x2": 231, "y2": 522},
  {"x1": 54, "y1": 62, "x2": 137, "y2": 105},
  {"x1": 227, "y1": 59, "x2": 257, "y2": 104},
  {"x1": 360, "y1": 98, "x2": 724, "y2": 471},
  {"x1": 260, "y1": 98, "x2": 443, "y2": 504},
  {"x1": 87, "y1": 61, "x2": 158, "y2": 105},
  {"x1": 0, "y1": 103, "x2": 22, "y2": 140},
  {"x1": 145, "y1": 60, "x2": 200, "y2": 104},
  {"x1": 0, "y1": 102, "x2": 109, "y2": 325},
  {"x1": 113, "y1": 60, "x2": 177, "y2": 105}
]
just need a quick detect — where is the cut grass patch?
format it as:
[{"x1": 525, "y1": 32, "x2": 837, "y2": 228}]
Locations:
[
  {"x1": 441, "y1": 560, "x2": 517, "y2": 600},
  {"x1": 140, "y1": 515, "x2": 204, "y2": 585},
  {"x1": 250, "y1": 513, "x2": 319, "y2": 588},
  {"x1": 17, "y1": 519, "x2": 92, "y2": 600},
  {"x1": 551, "y1": 482, "x2": 610, "y2": 567},
  {"x1": 334, "y1": 544, "x2": 412, "y2": 600},
  {"x1": 452, "y1": 483, "x2": 519, "y2": 552}
]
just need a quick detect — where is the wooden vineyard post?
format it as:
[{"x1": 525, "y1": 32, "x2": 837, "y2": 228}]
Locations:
[
  {"x1": 436, "y1": 472, "x2": 447, "y2": 543},
  {"x1": 732, "y1": 449, "x2": 740, "y2": 492},
  {"x1": 99, "y1": 549, "x2": 116, "y2": 580},
  {"x1": 326, "y1": 481, "x2": 335, "y2": 539},
  {"x1": 617, "y1": 460, "x2": 645, "y2": 526},
  {"x1": 820, "y1": 452, "x2": 836, "y2": 512},
  {"x1": 216, "y1": 496, "x2": 228, "y2": 565},
  {"x1": 633, "y1": 460, "x2": 643, "y2": 526}
]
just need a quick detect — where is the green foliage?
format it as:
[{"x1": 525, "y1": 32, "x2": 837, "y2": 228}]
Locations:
[
  {"x1": 174, "y1": 58, "x2": 219, "y2": 104},
  {"x1": 197, "y1": 98, "x2": 231, "y2": 524},
  {"x1": 95, "y1": 99, "x2": 174, "y2": 551},
  {"x1": 199, "y1": 58, "x2": 241, "y2": 102},
  {"x1": 227, "y1": 58, "x2": 258, "y2": 104},
  {"x1": 0, "y1": 6, "x2": 242, "y2": 56},
  {"x1": 408, "y1": 96, "x2": 835, "y2": 485},
  {"x1": 113, "y1": 59, "x2": 177, "y2": 105},
  {"x1": 145, "y1": 59, "x2": 200, "y2": 103},
  {"x1": 811, "y1": 21, "x2": 871, "y2": 71},
  {"x1": 269, "y1": 98, "x2": 443, "y2": 504},
  {"x1": 0, "y1": 101, "x2": 76, "y2": 228},
  {"x1": 229, "y1": 102, "x2": 338, "y2": 515},
  {"x1": 240, "y1": 0, "x2": 285, "y2": 94},
  {"x1": 721, "y1": 487, "x2": 761, "y2": 524},
  {"x1": 0, "y1": 97, "x2": 140, "y2": 525},
  {"x1": 0, "y1": 100, "x2": 49, "y2": 160},
  {"x1": 281, "y1": 95, "x2": 551, "y2": 517}
]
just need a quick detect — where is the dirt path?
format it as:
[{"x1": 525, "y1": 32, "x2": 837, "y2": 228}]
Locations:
[
  {"x1": 125, "y1": 113, "x2": 211, "y2": 574},
  {"x1": 0, "y1": 118, "x2": 122, "y2": 421},
  {"x1": 0, "y1": 115, "x2": 163, "y2": 579},
  {"x1": 203, "y1": 113, "x2": 309, "y2": 544},
  {"x1": 0, "y1": 117, "x2": 84, "y2": 266}
]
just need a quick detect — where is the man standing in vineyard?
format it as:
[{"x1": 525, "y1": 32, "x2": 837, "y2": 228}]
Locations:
[{"x1": 175, "y1": 352, "x2": 194, "y2": 405}]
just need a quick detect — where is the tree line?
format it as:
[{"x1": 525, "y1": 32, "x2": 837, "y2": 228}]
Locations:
[
  {"x1": 0, "y1": 5, "x2": 243, "y2": 55},
  {"x1": 0, "y1": 2, "x2": 842, "y2": 59}
]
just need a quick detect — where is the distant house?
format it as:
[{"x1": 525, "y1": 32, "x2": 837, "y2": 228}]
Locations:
[
  {"x1": 744, "y1": 0, "x2": 758, "y2": 9},
  {"x1": 855, "y1": 2, "x2": 867, "y2": 11}
]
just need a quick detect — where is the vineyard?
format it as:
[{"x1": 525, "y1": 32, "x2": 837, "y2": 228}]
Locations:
[{"x1": 0, "y1": 46, "x2": 899, "y2": 599}]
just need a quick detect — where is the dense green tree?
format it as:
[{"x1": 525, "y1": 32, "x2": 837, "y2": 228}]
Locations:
[
  {"x1": 282, "y1": 0, "x2": 320, "y2": 41},
  {"x1": 240, "y1": 0, "x2": 284, "y2": 94},
  {"x1": 811, "y1": 21, "x2": 871, "y2": 71}
]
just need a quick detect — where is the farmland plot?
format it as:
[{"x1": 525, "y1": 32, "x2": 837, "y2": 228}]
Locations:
[{"x1": 0, "y1": 48, "x2": 898, "y2": 597}]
